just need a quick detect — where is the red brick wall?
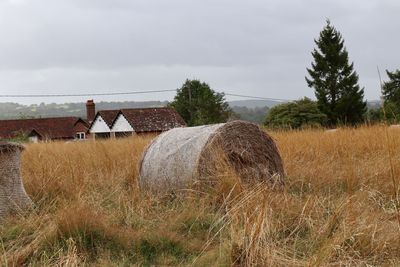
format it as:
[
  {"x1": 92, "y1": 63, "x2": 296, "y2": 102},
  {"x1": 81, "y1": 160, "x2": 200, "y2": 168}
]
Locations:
[{"x1": 73, "y1": 121, "x2": 89, "y2": 138}]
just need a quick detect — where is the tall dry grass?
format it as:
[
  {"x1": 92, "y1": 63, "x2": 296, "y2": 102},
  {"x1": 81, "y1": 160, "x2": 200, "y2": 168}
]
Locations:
[{"x1": 0, "y1": 126, "x2": 399, "y2": 266}]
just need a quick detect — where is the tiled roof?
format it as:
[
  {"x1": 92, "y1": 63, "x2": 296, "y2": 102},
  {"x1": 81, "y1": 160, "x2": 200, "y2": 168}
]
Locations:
[
  {"x1": 97, "y1": 110, "x2": 120, "y2": 127},
  {"x1": 0, "y1": 117, "x2": 87, "y2": 139},
  {"x1": 115, "y1": 107, "x2": 186, "y2": 133}
]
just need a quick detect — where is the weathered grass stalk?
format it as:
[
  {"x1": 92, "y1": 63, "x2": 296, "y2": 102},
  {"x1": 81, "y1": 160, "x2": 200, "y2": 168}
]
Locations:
[{"x1": 377, "y1": 68, "x2": 400, "y2": 231}]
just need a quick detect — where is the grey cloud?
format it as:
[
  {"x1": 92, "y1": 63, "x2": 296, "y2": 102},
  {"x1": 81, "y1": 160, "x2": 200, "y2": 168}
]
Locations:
[{"x1": 0, "y1": 0, "x2": 398, "y2": 103}]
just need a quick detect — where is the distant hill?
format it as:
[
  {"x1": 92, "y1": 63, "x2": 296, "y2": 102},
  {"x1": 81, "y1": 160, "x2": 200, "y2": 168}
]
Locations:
[
  {"x1": 0, "y1": 101, "x2": 168, "y2": 120},
  {"x1": 228, "y1": 99, "x2": 283, "y2": 108},
  {"x1": 367, "y1": 100, "x2": 381, "y2": 109},
  {"x1": 231, "y1": 106, "x2": 269, "y2": 124}
]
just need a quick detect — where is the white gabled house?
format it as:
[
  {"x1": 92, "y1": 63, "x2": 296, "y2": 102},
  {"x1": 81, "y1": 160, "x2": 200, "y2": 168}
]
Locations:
[
  {"x1": 111, "y1": 112, "x2": 135, "y2": 138},
  {"x1": 109, "y1": 108, "x2": 186, "y2": 137},
  {"x1": 90, "y1": 115, "x2": 110, "y2": 138},
  {"x1": 89, "y1": 110, "x2": 119, "y2": 139},
  {"x1": 89, "y1": 107, "x2": 186, "y2": 139}
]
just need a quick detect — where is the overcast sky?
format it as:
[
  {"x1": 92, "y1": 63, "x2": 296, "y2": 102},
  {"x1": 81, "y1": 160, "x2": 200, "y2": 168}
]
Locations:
[{"x1": 0, "y1": 0, "x2": 398, "y2": 104}]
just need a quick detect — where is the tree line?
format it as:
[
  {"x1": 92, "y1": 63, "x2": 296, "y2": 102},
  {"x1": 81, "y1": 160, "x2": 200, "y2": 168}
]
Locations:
[{"x1": 171, "y1": 20, "x2": 400, "y2": 128}]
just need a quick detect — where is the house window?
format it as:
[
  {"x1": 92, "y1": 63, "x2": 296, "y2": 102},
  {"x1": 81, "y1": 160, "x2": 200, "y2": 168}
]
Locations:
[
  {"x1": 28, "y1": 136, "x2": 39, "y2": 143},
  {"x1": 76, "y1": 132, "x2": 86, "y2": 140}
]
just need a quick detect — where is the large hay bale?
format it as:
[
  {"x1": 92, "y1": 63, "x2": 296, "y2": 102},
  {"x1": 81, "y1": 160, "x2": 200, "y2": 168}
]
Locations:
[
  {"x1": 139, "y1": 120, "x2": 284, "y2": 192},
  {"x1": 0, "y1": 142, "x2": 33, "y2": 220}
]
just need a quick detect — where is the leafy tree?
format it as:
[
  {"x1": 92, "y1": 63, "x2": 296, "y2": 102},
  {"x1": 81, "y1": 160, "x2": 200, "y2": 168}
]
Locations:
[
  {"x1": 264, "y1": 98, "x2": 327, "y2": 129},
  {"x1": 170, "y1": 79, "x2": 231, "y2": 126},
  {"x1": 306, "y1": 20, "x2": 366, "y2": 126}
]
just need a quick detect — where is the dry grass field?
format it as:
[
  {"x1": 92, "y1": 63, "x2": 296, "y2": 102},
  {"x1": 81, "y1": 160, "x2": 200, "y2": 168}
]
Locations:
[{"x1": 1, "y1": 125, "x2": 400, "y2": 266}]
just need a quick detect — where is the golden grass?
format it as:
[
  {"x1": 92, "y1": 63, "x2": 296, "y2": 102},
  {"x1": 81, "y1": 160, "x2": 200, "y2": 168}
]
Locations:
[{"x1": 0, "y1": 125, "x2": 399, "y2": 266}]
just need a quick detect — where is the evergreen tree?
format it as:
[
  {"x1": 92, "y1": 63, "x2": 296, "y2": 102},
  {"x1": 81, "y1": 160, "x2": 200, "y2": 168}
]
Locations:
[
  {"x1": 306, "y1": 20, "x2": 366, "y2": 126},
  {"x1": 382, "y1": 69, "x2": 400, "y2": 104},
  {"x1": 381, "y1": 69, "x2": 400, "y2": 121},
  {"x1": 170, "y1": 79, "x2": 231, "y2": 126}
]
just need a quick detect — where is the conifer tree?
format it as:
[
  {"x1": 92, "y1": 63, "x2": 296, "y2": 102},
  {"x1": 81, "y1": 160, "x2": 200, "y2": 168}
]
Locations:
[
  {"x1": 381, "y1": 69, "x2": 400, "y2": 121},
  {"x1": 306, "y1": 20, "x2": 366, "y2": 125},
  {"x1": 382, "y1": 69, "x2": 400, "y2": 104}
]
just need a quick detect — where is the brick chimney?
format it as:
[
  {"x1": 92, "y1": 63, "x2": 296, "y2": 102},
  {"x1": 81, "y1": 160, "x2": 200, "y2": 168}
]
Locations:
[{"x1": 86, "y1": 100, "x2": 95, "y2": 123}]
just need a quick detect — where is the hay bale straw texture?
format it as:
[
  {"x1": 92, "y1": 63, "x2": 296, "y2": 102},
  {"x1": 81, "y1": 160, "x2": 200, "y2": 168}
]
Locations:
[
  {"x1": 0, "y1": 142, "x2": 33, "y2": 220},
  {"x1": 139, "y1": 120, "x2": 284, "y2": 192}
]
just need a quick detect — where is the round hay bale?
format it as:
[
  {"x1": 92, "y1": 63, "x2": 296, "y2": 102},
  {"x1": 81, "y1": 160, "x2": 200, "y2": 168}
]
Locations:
[
  {"x1": 0, "y1": 142, "x2": 33, "y2": 220},
  {"x1": 139, "y1": 120, "x2": 284, "y2": 192}
]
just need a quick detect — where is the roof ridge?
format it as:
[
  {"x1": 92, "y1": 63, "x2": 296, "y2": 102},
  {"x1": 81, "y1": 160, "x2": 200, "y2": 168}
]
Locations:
[
  {"x1": 98, "y1": 109, "x2": 120, "y2": 113},
  {"x1": 120, "y1": 106, "x2": 170, "y2": 110},
  {"x1": 109, "y1": 106, "x2": 185, "y2": 132},
  {"x1": 0, "y1": 116, "x2": 81, "y2": 122}
]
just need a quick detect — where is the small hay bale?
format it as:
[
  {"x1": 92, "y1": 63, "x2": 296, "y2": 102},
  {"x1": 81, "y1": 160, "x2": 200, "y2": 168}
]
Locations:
[
  {"x1": 0, "y1": 142, "x2": 33, "y2": 220},
  {"x1": 139, "y1": 120, "x2": 284, "y2": 192}
]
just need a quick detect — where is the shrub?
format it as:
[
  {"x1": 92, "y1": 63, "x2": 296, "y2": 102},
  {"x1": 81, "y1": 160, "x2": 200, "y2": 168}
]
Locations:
[{"x1": 264, "y1": 97, "x2": 327, "y2": 129}]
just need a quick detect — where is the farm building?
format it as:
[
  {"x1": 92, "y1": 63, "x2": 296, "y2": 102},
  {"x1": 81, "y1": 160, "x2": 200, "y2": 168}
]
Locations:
[
  {"x1": 0, "y1": 117, "x2": 90, "y2": 142},
  {"x1": 89, "y1": 107, "x2": 186, "y2": 139}
]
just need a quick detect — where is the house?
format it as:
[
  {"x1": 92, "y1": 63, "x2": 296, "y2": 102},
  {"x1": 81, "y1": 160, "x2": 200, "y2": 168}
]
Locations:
[
  {"x1": 0, "y1": 117, "x2": 89, "y2": 142},
  {"x1": 89, "y1": 107, "x2": 186, "y2": 138},
  {"x1": 110, "y1": 107, "x2": 186, "y2": 137},
  {"x1": 89, "y1": 110, "x2": 120, "y2": 139},
  {"x1": 0, "y1": 99, "x2": 186, "y2": 142},
  {"x1": 0, "y1": 99, "x2": 96, "y2": 142}
]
